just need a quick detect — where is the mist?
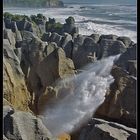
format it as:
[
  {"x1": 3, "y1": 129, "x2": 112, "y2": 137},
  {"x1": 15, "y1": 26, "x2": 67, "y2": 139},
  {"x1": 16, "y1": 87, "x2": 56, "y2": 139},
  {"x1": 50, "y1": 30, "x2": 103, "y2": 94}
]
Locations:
[{"x1": 41, "y1": 55, "x2": 120, "y2": 136}]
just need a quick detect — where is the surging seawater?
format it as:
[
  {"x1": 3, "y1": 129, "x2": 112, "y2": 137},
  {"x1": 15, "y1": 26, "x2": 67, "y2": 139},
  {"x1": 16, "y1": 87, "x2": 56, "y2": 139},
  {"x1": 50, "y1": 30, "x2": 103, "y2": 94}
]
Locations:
[
  {"x1": 4, "y1": 4, "x2": 137, "y2": 42},
  {"x1": 41, "y1": 55, "x2": 120, "y2": 136}
]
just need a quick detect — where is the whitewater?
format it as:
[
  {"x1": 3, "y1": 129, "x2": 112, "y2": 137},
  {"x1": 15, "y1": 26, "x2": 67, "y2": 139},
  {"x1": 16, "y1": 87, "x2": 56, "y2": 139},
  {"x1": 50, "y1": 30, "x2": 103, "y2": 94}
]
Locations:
[
  {"x1": 3, "y1": 4, "x2": 137, "y2": 42},
  {"x1": 41, "y1": 55, "x2": 120, "y2": 136}
]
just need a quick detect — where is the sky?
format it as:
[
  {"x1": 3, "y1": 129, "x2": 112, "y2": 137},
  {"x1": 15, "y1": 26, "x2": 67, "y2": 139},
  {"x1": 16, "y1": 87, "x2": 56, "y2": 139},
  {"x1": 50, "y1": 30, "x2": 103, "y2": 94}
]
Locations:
[{"x1": 62, "y1": 0, "x2": 136, "y2": 4}]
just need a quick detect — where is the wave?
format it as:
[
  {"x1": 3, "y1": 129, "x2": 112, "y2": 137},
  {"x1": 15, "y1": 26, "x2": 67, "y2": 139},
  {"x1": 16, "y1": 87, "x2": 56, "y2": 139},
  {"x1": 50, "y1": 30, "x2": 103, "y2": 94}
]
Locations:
[
  {"x1": 77, "y1": 21, "x2": 137, "y2": 42},
  {"x1": 4, "y1": 5, "x2": 137, "y2": 42}
]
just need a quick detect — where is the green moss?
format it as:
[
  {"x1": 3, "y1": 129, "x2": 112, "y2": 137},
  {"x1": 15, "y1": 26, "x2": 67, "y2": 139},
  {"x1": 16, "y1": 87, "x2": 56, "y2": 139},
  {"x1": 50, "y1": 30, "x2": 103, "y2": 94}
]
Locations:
[
  {"x1": 45, "y1": 20, "x2": 63, "y2": 33},
  {"x1": 4, "y1": 12, "x2": 32, "y2": 22},
  {"x1": 3, "y1": 12, "x2": 13, "y2": 19},
  {"x1": 30, "y1": 15, "x2": 37, "y2": 23},
  {"x1": 54, "y1": 22, "x2": 63, "y2": 29},
  {"x1": 23, "y1": 15, "x2": 32, "y2": 22},
  {"x1": 11, "y1": 14, "x2": 23, "y2": 21},
  {"x1": 37, "y1": 13, "x2": 44, "y2": 19}
]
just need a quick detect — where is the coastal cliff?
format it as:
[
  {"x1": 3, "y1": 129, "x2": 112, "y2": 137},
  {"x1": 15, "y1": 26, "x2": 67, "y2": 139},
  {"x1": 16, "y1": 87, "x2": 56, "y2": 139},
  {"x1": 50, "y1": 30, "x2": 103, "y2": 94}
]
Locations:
[
  {"x1": 3, "y1": 0, "x2": 64, "y2": 8},
  {"x1": 3, "y1": 12, "x2": 137, "y2": 140}
]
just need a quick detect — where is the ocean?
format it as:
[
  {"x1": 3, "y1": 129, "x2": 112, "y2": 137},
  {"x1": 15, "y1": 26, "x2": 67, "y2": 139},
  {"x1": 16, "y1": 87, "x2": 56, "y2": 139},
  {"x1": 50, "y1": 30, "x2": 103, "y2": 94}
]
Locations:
[{"x1": 3, "y1": 3, "x2": 137, "y2": 42}]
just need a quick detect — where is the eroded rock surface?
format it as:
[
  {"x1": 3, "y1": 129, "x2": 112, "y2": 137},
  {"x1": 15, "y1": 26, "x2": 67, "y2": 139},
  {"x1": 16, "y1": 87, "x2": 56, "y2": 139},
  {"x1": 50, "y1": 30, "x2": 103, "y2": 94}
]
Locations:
[
  {"x1": 78, "y1": 118, "x2": 137, "y2": 140},
  {"x1": 3, "y1": 39, "x2": 30, "y2": 111},
  {"x1": 3, "y1": 105, "x2": 57, "y2": 140},
  {"x1": 95, "y1": 66, "x2": 136, "y2": 128}
]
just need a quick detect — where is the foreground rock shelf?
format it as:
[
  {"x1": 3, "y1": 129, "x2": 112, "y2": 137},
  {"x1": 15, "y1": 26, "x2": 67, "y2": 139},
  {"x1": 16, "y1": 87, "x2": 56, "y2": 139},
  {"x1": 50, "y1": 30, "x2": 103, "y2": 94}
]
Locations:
[{"x1": 3, "y1": 13, "x2": 137, "y2": 140}]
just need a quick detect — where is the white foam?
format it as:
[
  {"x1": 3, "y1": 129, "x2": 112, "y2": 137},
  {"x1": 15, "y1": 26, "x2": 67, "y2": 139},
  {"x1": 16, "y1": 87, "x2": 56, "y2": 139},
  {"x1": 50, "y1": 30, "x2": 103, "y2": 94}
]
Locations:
[
  {"x1": 3, "y1": 5, "x2": 137, "y2": 42},
  {"x1": 77, "y1": 21, "x2": 137, "y2": 42},
  {"x1": 42, "y1": 55, "x2": 120, "y2": 136}
]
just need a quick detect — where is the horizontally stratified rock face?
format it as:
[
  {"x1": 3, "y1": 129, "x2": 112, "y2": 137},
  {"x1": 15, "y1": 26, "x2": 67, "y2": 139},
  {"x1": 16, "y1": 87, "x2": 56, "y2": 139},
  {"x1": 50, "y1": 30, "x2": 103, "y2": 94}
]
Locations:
[
  {"x1": 95, "y1": 43, "x2": 137, "y2": 128},
  {"x1": 72, "y1": 36, "x2": 98, "y2": 69},
  {"x1": 3, "y1": 29, "x2": 16, "y2": 47},
  {"x1": 95, "y1": 66, "x2": 136, "y2": 128},
  {"x1": 3, "y1": 105, "x2": 57, "y2": 140},
  {"x1": 20, "y1": 35, "x2": 75, "y2": 113},
  {"x1": 62, "y1": 17, "x2": 79, "y2": 36},
  {"x1": 3, "y1": 39, "x2": 30, "y2": 111},
  {"x1": 78, "y1": 118, "x2": 136, "y2": 140},
  {"x1": 97, "y1": 39, "x2": 127, "y2": 59},
  {"x1": 36, "y1": 46, "x2": 75, "y2": 113},
  {"x1": 115, "y1": 44, "x2": 137, "y2": 76}
]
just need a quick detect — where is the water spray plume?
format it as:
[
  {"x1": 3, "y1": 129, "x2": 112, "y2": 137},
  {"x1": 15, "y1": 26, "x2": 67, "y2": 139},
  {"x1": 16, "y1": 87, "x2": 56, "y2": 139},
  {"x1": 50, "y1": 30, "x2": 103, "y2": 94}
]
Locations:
[{"x1": 41, "y1": 55, "x2": 120, "y2": 136}]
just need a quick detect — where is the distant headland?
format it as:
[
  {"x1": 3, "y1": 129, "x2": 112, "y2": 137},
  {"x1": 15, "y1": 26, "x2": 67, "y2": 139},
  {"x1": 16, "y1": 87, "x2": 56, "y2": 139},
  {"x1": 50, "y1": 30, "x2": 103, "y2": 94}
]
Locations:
[{"x1": 3, "y1": 0, "x2": 64, "y2": 8}]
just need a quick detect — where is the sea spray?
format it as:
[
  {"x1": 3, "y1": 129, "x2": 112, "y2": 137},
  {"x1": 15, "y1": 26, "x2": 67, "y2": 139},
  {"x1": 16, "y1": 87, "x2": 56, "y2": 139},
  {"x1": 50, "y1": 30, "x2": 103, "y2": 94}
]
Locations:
[{"x1": 41, "y1": 55, "x2": 120, "y2": 136}]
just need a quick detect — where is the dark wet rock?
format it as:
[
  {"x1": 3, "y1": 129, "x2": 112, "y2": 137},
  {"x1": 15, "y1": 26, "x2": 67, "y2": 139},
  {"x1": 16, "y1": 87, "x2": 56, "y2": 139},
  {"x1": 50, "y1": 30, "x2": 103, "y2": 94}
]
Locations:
[
  {"x1": 62, "y1": 17, "x2": 79, "y2": 36},
  {"x1": 41, "y1": 32, "x2": 52, "y2": 42},
  {"x1": 4, "y1": 18, "x2": 12, "y2": 29},
  {"x1": 16, "y1": 20, "x2": 25, "y2": 31},
  {"x1": 97, "y1": 39, "x2": 127, "y2": 59},
  {"x1": 78, "y1": 118, "x2": 136, "y2": 140},
  {"x1": 61, "y1": 33, "x2": 73, "y2": 58},
  {"x1": 117, "y1": 36, "x2": 132, "y2": 48},
  {"x1": 65, "y1": 16, "x2": 75, "y2": 25},
  {"x1": 72, "y1": 34, "x2": 85, "y2": 56},
  {"x1": 127, "y1": 60, "x2": 137, "y2": 77},
  {"x1": 16, "y1": 19, "x2": 41, "y2": 36},
  {"x1": 83, "y1": 37, "x2": 96, "y2": 47},
  {"x1": 10, "y1": 21, "x2": 18, "y2": 32},
  {"x1": 99, "y1": 34, "x2": 118, "y2": 41},
  {"x1": 95, "y1": 66, "x2": 136, "y2": 128},
  {"x1": 89, "y1": 33, "x2": 100, "y2": 43},
  {"x1": 72, "y1": 37, "x2": 98, "y2": 69},
  {"x1": 50, "y1": 32, "x2": 63, "y2": 47},
  {"x1": 115, "y1": 44, "x2": 136, "y2": 76}
]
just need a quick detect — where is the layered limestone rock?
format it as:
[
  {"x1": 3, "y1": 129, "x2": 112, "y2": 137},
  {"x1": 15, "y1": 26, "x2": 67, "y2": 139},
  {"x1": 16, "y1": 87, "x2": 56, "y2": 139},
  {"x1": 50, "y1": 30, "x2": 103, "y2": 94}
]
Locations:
[
  {"x1": 3, "y1": 13, "x2": 137, "y2": 140},
  {"x1": 72, "y1": 36, "x2": 98, "y2": 69},
  {"x1": 78, "y1": 118, "x2": 136, "y2": 140},
  {"x1": 36, "y1": 47, "x2": 75, "y2": 113},
  {"x1": 117, "y1": 36, "x2": 133, "y2": 48},
  {"x1": 19, "y1": 35, "x2": 75, "y2": 113},
  {"x1": 99, "y1": 34, "x2": 118, "y2": 41},
  {"x1": 115, "y1": 44, "x2": 136, "y2": 76},
  {"x1": 3, "y1": 29, "x2": 16, "y2": 47},
  {"x1": 62, "y1": 16, "x2": 79, "y2": 36},
  {"x1": 95, "y1": 66, "x2": 136, "y2": 128},
  {"x1": 3, "y1": 105, "x2": 57, "y2": 140},
  {"x1": 97, "y1": 39, "x2": 127, "y2": 59},
  {"x1": 3, "y1": 39, "x2": 30, "y2": 111}
]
